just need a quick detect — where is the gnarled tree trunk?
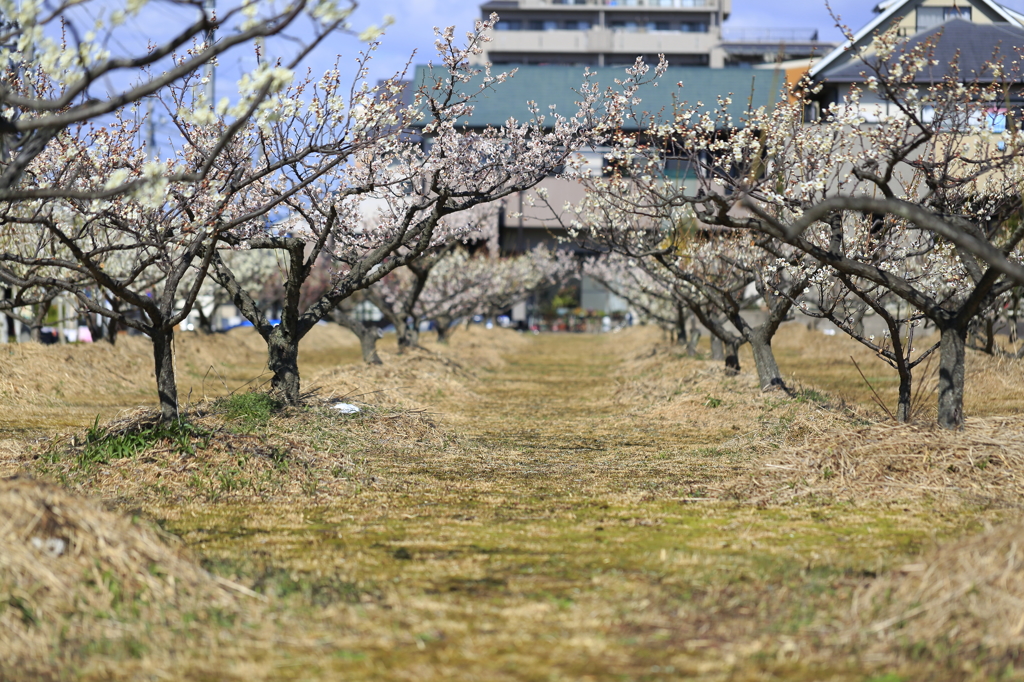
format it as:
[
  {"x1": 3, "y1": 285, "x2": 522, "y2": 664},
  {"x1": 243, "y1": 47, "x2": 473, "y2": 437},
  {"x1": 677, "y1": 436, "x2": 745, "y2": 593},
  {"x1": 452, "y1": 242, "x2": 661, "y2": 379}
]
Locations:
[
  {"x1": 337, "y1": 312, "x2": 383, "y2": 365},
  {"x1": 267, "y1": 325, "x2": 301, "y2": 403},
  {"x1": 435, "y1": 315, "x2": 454, "y2": 344},
  {"x1": 937, "y1": 324, "x2": 966, "y2": 430},
  {"x1": 895, "y1": 367, "x2": 912, "y2": 423},
  {"x1": 152, "y1": 328, "x2": 178, "y2": 423},
  {"x1": 196, "y1": 304, "x2": 215, "y2": 335},
  {"x1": 724, "y1": 339, "x2": 741, "y2": 375},
  {"x1": 399, "y1": 318, "x2": 420, "y2": 351},
  {"x1": 710, "y1": 334, "x2": 724, "y2": 361},
  {"x1": 749, "y1": 329, "x2": 784, "y2": 390}
]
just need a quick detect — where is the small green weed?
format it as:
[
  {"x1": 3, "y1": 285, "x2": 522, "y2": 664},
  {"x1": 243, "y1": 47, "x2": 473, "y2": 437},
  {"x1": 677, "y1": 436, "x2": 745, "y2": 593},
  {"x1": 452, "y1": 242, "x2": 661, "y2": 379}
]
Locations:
[
  {"x1": 794, "y1": 388, "x2": 830, "y2": 405},
  {"x1": 78, "y1": 417, "x2": 210, "y2": 465},
  {"x1": 221, "y1": 392, "x2": 282, "y2": 429},
  {"x1": 704, "y1": 396, "x2": 723, "y2": 408}
]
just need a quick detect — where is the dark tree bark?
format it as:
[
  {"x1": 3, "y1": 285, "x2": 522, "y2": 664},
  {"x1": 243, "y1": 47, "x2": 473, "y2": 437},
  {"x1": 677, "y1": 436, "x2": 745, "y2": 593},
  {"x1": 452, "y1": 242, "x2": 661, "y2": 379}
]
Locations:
[
  {"x1": 267, "y1": 325, "x2": 301, "y2": 399},
  {"x1": 710, "y1": 334, "x2": 724, "y2": 361},
  {"x1": 195, "y1": 303, "x2": 215, "y2": 335},
  {"x1": 748, "y1": 327, "x2": 783, "y2": 389},
  {"x1": 399, "y1": 318, "x2": 420, "y2": 351},
  {"x1": 895, "y1": 366, "x2": 912, "y2": 423},
  {"x1": 673, "y1": 304, "x2": 688, "y2": 348},
  {"x1": 685, "y1": 323, "x2": 701, "y2": 357},
  {"x1": 152, "y1": 328, "x2": 178, "y2": 423},
  {"x1": 937, "y1": 324, "x2": 967, "y2": 430},
  {"x1": 335, "y1": 311, "x2": 383, "y2": 365},
  {"x1": 29, "y1": 300, "x2": 50, "y2": 343},
  {"x1": 435, "y1": 314, "x2": 454, "y2": 343},
  {"x1": 724, "y1": 339, "x2": 741, "y2": 375}
]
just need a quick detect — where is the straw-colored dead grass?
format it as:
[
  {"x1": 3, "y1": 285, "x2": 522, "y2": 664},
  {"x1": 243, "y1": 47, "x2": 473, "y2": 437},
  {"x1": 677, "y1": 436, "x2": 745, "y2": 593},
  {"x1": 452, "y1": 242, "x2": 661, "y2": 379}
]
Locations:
[
  {"x1": 610, "y1": 324, "x2": 1024, "y2": 509},
  {"x1": 611, "y1": 326, "x2": 860, "y2": 458},
  {"x1": 0, "y1": 327, "x2": 517, "y2": 510},
  {"x1": 775, "y1": 324, "x2": 1024, "y2": 420},
  {"x1": 11, "y1": 395, "x2": 447, "y2": 510},
  {"x1": 0, "y1": 325, "x2": 364, "y2": 429},
  {"x1": 845, "y1": 517, "x2": 1024, "y2": 673},
  {"x1": 0, "y1": 475, "x2": 265, "y2": 681},
  {"x1": 727, "y1": 417, "x2": 1024, "y2": 509},
  {"x1": 309, "y1": 327, "x2": 528, "y2": 420}
]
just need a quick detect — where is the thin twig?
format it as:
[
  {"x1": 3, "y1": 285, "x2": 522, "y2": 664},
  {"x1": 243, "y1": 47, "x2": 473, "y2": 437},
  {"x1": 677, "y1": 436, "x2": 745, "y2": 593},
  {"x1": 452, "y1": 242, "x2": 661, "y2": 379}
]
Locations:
[{"x1": 851, "y1": 355, "x2": 896, "y2": 421}]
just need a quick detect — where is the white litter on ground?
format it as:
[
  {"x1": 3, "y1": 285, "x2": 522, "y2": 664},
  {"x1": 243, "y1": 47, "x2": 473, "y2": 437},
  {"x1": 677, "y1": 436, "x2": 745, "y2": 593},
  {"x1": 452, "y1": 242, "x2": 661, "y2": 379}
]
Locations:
[{"x1": 331, "y1": 403, "x2": 361, "y2": 414}]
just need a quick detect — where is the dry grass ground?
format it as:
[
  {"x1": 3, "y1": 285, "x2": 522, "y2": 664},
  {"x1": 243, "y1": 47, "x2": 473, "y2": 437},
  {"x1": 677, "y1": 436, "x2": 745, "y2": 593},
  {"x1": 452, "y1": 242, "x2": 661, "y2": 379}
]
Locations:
[{"x1": 1, "y1": 323, "x2": 1024, "y2": 680}]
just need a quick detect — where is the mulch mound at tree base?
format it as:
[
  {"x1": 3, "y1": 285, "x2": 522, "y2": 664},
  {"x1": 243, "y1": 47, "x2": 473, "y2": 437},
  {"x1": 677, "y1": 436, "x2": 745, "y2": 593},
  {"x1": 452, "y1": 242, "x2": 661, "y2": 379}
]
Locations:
[
  {"x1": 309, "y1": 327, "x2": 530, "y2": 419},
  {"x1": 612, "y1": 328, "x2": 858, "y2": 453},
  {"x1": 727, "y1": 416, "x2": 1024, "y2": 508},
  {"x1": 0, "y1": 476, "x2": 259, "y2": 681},
  {"x1": 844, "y1": 518, "x2": 1024, "y2": 673},
  {"x1": 10, "y1": 395, "x2": 448, "y2": 508}
]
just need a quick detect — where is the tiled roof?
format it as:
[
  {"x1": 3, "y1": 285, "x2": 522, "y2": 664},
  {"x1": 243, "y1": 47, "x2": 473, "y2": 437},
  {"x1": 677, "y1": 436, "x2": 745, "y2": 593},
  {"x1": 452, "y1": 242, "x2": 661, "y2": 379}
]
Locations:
[
  {"x1": 823, "y1": 18, "x2": 1024, "y2": 82},
  {"x1": 810, "y1": 0, "x2": 1022, "y2": 78},
  {"x1": 412, "y1": 64, "x2": 785, "y2": 130}
]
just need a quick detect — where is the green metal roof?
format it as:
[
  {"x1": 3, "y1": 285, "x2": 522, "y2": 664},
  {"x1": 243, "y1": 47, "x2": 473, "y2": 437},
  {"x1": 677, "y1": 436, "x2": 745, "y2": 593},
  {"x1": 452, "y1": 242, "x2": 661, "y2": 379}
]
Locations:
[{"x1": 412, "y1": 65, "x2": 785, "y2": 130}]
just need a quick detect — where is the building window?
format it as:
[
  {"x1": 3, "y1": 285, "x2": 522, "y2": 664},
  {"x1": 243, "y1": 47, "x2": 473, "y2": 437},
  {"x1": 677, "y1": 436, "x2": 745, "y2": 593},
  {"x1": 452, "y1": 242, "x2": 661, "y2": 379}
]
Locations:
[
  {"x1": 611, "y1": 20, "x2": 639, "y2": 31},
  {"x1": 496, "y1": 20, "x2": 522, "y2": 30},
  {"x1": 680, "y1": 22, "x2": 707, "y2": 32},
  {"x1": 664, "y1": 158, "x2": 696, "y2": 180},
  {"x1": 647, "y1": 21, "x2": 672, "y2": 31},
  {"x1": 528, "y1": 19, "x2": 544, "y2": 30},
  {"x1": 564, "y1": 20, "x2": 592, "y2": 30},
  {"x1": 917, "y1": 6, "x2": 971, "y2": 32}
]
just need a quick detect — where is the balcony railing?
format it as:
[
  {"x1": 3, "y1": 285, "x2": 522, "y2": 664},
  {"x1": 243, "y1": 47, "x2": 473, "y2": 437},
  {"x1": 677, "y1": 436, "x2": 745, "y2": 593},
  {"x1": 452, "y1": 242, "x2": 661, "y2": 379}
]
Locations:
[
  {"x1": 548, "y1": 0, "x2": 712, "y2": 7},
  {"x1": 721, "y1": 27, "x2": 821, "y2": 43}
]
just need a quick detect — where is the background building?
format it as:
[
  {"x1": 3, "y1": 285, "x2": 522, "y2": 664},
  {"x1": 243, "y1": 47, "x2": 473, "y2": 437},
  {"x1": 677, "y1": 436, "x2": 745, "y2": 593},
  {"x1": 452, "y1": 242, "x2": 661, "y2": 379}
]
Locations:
[{"x1": 472, "y1": 0, "x2": 833, "y2": 69}]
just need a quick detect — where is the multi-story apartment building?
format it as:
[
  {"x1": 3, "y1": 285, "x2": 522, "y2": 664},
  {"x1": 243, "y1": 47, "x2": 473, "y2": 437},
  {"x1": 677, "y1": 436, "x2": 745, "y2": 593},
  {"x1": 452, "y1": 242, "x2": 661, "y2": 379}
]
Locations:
[
  {"x1": 475, "y1": 0, "x2": 731, "y2": 67},
  {"x1": 472, "y1": 0, "x2": 832, "y2": 69}
]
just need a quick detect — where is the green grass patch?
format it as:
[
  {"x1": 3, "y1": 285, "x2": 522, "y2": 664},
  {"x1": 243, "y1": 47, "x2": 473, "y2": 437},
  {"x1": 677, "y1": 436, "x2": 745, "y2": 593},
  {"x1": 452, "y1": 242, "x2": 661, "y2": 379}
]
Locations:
[
  {"x1": 219, "y1": 392, "x2": 283, "y2": 429},
  {"x1": 75, "y1": 417, "x2": 211, "y2": 465}
]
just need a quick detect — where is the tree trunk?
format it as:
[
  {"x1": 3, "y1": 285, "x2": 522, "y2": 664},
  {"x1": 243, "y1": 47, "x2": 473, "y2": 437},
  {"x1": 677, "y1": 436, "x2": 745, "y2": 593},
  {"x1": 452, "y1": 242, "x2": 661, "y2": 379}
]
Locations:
[
  {"x1": 268, "y1": 326, "x2": 301, "y2": 403},
  {"x1": 104, "y1": 316, "x2": 120, "y2": 346},
  {"x1": 360, "y1": 329, "x2": 383, "y2": 365},
  {"x1": 983, "y1": 317, "x2": 995, "y2": 355},
  {"x1": 435, "y1": 316, "x2": 454, "y2": 344},
  {"x1": 685, "y1": 324, "x2": 701, "y2": 357},
  {"x1": 29, "y1": 301, "x2": 49, "y2": 343},
  {"x1": 711, "y1": 334, "x2": 724, "y2": 361},
  {"x1": 937, "y1": 325, "x2": 966, "y2": 430},
  {"x1": 196, "y1": 304, "x2": 215, "y2": 335},
  {"x1": 398, "y1": 318, "x2": 420, "y2": 352},
  {"x1": 85, "y1": 312, "x2": 104, "y2": 345},
  {"x1": 337, "y1": 313, "x2": 383, "y2": 365},
  {"x1": 101, "y1": 299, "x2": 122, "y2": 346},
  {"x1": 724, "y1": 340, "x2": 741, "y2": 375},
  {"x1": 749, "y1": 330, "x2": 785, "y2": 390},
  {"x1": 152, "y1": 328, "x2": 179, "y2": 422},
  {"x1": 895, "y1": 366, "x2": 912, "y2": 423},
  {"x1": 674, "y1": 326, "x2": 687, "y2": 347},
  {"x1": 674, "y1": 306, "x2": 688, "y2": 348}
]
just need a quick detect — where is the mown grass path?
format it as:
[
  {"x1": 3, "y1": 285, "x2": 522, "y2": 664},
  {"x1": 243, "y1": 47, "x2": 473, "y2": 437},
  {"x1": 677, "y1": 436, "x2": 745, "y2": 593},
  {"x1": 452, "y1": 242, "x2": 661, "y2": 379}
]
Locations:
[{"x1": 163, "y1": 334, "x2": 978, "y2": 681}]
